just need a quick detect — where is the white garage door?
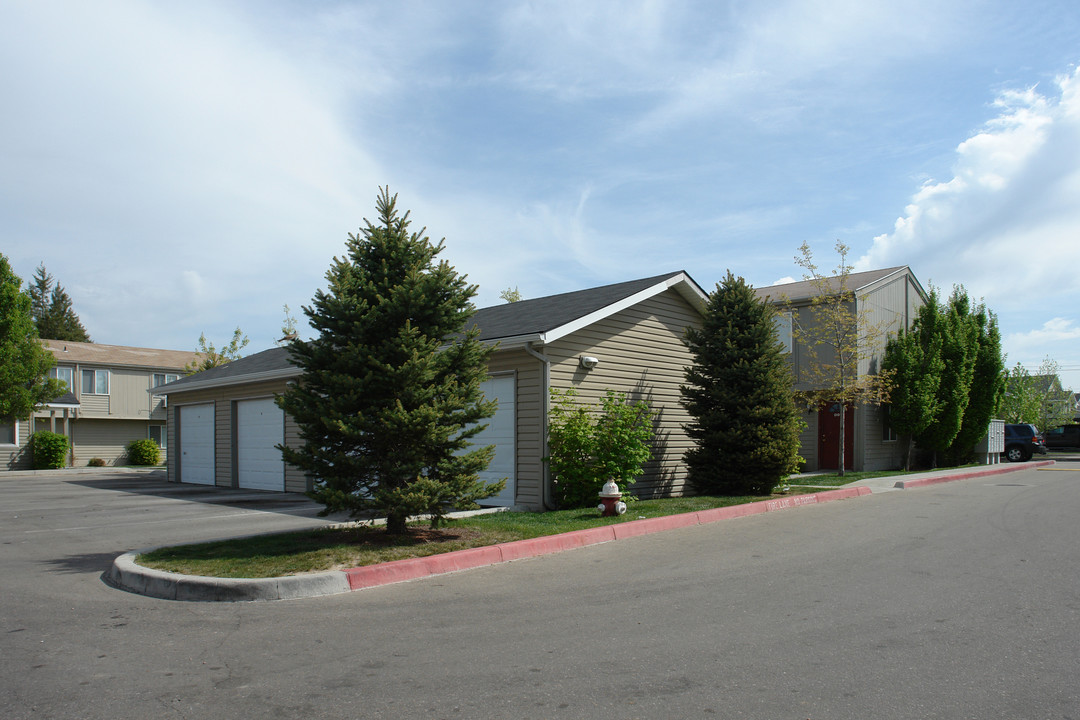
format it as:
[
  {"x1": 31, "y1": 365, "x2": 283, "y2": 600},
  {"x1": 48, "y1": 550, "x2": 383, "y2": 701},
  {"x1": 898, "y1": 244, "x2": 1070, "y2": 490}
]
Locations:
[
  {"x1": 179, "y1": 404, "x2": 215, "y2": 485},
  {"x1": 237, "y1": 398, "x2": 285, "y2": 491},
  {"x1": 474, "y1": 376, "x2": 515, "y2": 507}
]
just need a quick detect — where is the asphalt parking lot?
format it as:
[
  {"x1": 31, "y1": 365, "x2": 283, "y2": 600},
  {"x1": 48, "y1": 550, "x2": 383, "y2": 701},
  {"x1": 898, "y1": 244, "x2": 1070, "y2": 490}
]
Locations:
[{"x1": 3, "y1": 459, "x2": 1079, "y2": 719}]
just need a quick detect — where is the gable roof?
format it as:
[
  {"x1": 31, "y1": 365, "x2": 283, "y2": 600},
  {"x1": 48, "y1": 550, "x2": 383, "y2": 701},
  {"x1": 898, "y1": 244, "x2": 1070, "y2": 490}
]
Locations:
[
  {"x1": 468, "y1": 271, "x2": 706, "y2": 346},
  {"x1": 153, "y1": 271, "x2": 707, "y2": 395},
  {"x1": 44, "y1": 339, "x2": 200, "y2": 371},
  {"x1": 753, "y1": 266, "x2": 922, "y2": 304}
]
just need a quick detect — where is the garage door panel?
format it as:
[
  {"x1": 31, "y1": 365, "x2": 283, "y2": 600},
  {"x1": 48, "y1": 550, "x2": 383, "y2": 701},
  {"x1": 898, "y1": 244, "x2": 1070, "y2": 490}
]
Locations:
[
  {"x1": 238, "y1": 398, "x2": 285, "y2": 491},
  {"x1": 179, "y1": 404, "x2": 215, "y2": 485},
  {"x1": 472, "y1": 376, "x2": 515, "y2": 507}
]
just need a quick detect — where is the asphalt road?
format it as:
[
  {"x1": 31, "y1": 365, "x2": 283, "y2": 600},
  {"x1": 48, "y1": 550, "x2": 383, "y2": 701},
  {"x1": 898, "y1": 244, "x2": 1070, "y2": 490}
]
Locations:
[{"x1": 2, "y1": 460, "x2": 1078, "y2": 719}]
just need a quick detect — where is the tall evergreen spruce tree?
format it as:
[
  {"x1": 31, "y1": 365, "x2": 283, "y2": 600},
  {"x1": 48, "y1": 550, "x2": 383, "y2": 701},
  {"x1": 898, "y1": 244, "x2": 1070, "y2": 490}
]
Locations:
[
  {"x1": 278, "y1": 189, "x2": 500, "y2": 534},
  {"x1": 29, "y1": 264, "x2": 91, "y2": 342},
  {"x1": 681, "y1": 272, "x2": 802, "y2": 495}
]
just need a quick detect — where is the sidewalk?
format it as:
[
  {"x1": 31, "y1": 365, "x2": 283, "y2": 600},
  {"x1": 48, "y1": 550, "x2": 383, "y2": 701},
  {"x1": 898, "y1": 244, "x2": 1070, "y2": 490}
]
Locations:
[{"x1": 105, "y1": 458, "x2": 1057, "y2": 603}]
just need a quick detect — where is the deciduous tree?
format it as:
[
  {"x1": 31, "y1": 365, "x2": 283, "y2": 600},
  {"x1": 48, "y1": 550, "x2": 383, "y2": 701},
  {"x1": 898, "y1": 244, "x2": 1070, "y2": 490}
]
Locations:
[
  {"x1": 789, "y1": 241, "x2": 893, "y2": 475},
  {"x1": 914, "y1": 287, "x2": 978, "y2": 466},
  {"x1": 185, "y1": 328, "x2": 249, "y2": 372},
  {"x1": 946, "y1": 295, "x2": 1005, "y2": 464},
  {"x1": 881, "y1": 319, "x2": 942, "y2": 470},
  {"x1": 0, "y1": 255, "x2": 65, "y2": 423}
]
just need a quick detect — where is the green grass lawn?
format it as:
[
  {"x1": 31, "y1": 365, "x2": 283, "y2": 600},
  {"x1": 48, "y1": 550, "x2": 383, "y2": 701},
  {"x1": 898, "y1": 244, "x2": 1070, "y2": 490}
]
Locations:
[
  {"x1": 788, "y1": 470, "x2": 908, "y2": 486},
  {"x1": 137, "y1": 489, "x2": 823, "y2": 579}
]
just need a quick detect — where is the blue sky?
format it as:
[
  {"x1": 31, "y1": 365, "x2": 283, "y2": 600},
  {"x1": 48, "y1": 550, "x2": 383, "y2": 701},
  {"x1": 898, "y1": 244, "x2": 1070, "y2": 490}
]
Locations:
[{"x1": 3, "y1": 1, "x2": 1080, "y2": 390}]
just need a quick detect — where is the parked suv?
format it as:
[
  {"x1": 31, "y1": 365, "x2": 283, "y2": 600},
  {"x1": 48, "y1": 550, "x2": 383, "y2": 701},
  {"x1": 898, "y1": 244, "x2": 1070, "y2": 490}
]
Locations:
[
  {"x1": 1043, "y1": 424, "x2": 1080, "y2": 450},
  {"x1": 1003, "y1": 423, "x2": 1048, "y2": 462}
]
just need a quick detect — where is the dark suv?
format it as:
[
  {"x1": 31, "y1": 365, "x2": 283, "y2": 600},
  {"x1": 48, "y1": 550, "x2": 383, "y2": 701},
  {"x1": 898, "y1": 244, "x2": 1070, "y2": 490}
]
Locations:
[
  {"x1": 1003, "y1": 423, "x2": 1048, "y2": 462},
  {"x1": 1043, "y1": 424, "x2": 1080, "y2": 450}
]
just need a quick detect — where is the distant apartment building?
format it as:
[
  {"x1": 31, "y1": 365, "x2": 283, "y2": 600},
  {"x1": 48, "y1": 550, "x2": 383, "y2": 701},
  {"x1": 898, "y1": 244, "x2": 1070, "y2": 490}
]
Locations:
[{"x1": 1, "y1": 340, "x2": 200, "y2": 470}]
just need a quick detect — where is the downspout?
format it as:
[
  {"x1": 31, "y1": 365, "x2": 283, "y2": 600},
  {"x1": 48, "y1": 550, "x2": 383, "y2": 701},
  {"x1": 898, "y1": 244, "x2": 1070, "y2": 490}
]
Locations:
[{"x1": 524, "y1": 341, "x2": 556, "y2": 510}]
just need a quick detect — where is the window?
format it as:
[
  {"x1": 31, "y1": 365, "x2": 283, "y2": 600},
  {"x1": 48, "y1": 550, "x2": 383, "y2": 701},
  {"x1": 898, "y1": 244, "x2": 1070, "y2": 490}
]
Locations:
[
  {"x1": 881, "y1": 405, "x2": 898, "y2": 442},
  {"x1": 149, "y1": 425, "x2": 166, "y2": 448},
  {"x1": 152, "y1": 373, "x2": 179, "y2": 388},
  {"x1": 49, "y1": 366, "x2": 74, "y2": 390},
  {"x1": 773, "y1": 312, "x2": 793, "y2": 354},
  {"x1": 81, "y1": 369, "x2": 109, "y2": 395},
  {"x1": 0, "y1": 420, "x2": 16, "y2": 445}
]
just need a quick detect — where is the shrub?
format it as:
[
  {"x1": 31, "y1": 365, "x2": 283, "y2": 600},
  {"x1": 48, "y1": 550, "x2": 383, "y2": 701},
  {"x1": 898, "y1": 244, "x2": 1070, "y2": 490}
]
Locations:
[
  {"x1": 31, "y1": 431, "x2": 69, "y2": 470},
  {"x1": 88, "y1": 457, "x2": 107, "y2": 467},
  {"x1": 126, "y1": 438, "x2": 160, "y2": 466},
  {"x1": 547, "y1": 388, "x2": 653, "y2": 508}
]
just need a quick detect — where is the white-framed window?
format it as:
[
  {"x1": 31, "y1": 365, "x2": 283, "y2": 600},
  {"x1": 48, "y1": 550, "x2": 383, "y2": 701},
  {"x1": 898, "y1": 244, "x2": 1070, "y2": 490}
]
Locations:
[
  {"x1": 81, "y1": 368, "x2": 109, "y2": 395},
  {"x1": 773, "y1": 312, "x2": 793, "y2": 354},
  {"x1": 149, "y1": 425, "x2": 166, "y2": 448},
  {"x1": 49, "y1": 366, "x2": 74, "y2": 391},
  {"x1": 152, "y1": 373, "x2": 179, "y2": 388},
  {"x1": 882, "y1": 405, "x2": 898, "y2": 442},
  {"x1": 0, "y1": 419, "x2": 16, "y2": 446}
]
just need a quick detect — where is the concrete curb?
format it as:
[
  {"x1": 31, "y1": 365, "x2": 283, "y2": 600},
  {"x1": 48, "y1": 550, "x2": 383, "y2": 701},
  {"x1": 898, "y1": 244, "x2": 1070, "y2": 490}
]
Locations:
[
  {"x1": 890, "y1": 459, "x2": 1056, "y2": 489},
  {"x1": 104, "y1": 550, "x2": 351, "y2": 602},
  {"x1": 106, "y1": 486, "x2": 871, "y2": 602}
]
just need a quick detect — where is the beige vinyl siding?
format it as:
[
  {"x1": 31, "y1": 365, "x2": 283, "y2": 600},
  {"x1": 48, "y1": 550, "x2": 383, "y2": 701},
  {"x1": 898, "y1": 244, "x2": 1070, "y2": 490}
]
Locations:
[
  {"x1": 80, "y1": 395, "x2": 109, "y2": 415},
  {"x1": 1, "y1": 421, "x2": 31, "y2": 471},
  {"x1": 856, "y1": 274, "x2": 923, "y2": 471},
  {"x1": 857, "y1": 279, "x2": 908, "y2": 377},
  {"x1": 798, "y1": 409, "x2": 818, "y2": 470},
  {"x1": 104, "y1": 369, "x2": 151, "y2": 418},
  {"x1": 859, "y1": 403, "x2": 902, "y2": 471},
  {"x1": 486, "y1": 349, "x2": 544, "y2": 509},
  {"x1": 164, "y1": 379, "x2": 300, "y2": 489},
  {"x1": 71, "y1": 419, "x2": 153, "y2": 466},
  {"x1": 546, "y1": 290, "x2": 701, "y2": 499},
  {"x1": 150, "y1": 394, "x2": 167, "y2": 421},
  {"x1": 284, "y1": 413, "x2": 307, "y2": 493}
]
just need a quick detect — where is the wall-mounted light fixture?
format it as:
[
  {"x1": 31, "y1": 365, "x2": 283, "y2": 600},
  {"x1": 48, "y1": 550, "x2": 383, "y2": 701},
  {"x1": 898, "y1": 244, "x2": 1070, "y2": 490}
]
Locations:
[{"x1": 579, "y1": 355, "x2": 600, "y2": 369}]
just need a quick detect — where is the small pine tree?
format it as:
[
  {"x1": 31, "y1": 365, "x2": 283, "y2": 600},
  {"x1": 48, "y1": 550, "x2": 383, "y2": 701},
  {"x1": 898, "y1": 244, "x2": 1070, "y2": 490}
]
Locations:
[
  {"x1": 278, "y1": 188, "x2": 501, "y2": 534},
  {"x1": 681, "y1": 272, "x2": 802, "y2": 495}
]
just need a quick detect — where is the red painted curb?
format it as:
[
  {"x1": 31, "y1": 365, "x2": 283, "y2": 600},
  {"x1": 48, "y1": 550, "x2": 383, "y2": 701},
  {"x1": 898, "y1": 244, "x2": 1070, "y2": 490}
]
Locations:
[
  {"x1": 343, "y1": 487, "x2": 873, "y2": 591},
  {"x1": 895, "y1": 460, "x2": 1056, "y2": 489},
  {"x1": 420, "y1": 545, "x2": 505, "y2": 575},
  {"x1": 498, "y1": 526, "x2": 616, "y2": 561},
  {"x1": 345, "y1": 557, "x2": 432, "y2": 590}
]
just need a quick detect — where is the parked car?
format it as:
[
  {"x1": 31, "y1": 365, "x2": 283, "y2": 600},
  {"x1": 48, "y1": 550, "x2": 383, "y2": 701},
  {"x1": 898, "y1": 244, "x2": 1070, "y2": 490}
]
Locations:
[
  {"x1": 1043, "y1": 424, "x2": 1080, "y2": 450},
  {"x1": 1003, "y1": 423, "x2": 1048, "y2": 462}
]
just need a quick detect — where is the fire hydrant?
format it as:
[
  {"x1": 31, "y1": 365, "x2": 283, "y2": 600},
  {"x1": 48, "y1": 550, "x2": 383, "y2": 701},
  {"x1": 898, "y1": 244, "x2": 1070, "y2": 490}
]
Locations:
[{"x1": 598, "y1": 479, "x2": 627, "y2": 517}]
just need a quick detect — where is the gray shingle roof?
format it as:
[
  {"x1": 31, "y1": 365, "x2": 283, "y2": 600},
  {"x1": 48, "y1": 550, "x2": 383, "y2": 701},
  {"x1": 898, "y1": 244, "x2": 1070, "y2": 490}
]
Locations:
[
  {"x1": 155, "y1": 271, "x2": 699, "y2": 393},
  {"x1": 467, "y1": 272, "x2": 691, "y2": 341},
  {"x1": 754, "y1": 266, "x2": 910, "y2": 304}
]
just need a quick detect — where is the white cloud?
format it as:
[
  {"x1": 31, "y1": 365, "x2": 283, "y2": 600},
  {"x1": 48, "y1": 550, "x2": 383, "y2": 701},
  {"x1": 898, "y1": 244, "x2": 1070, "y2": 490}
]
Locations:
[
  {"x1": 0, "y1": 0, "x2": 386, "y2": 347},
  {"x1": 858, "y1": 68, "x2": 1080, "y2": 392},
  {"x1": 1006, "y1": 318, "x2": 1080, "y2": 356},
  {"x1": 857, "y1": 67, "x2": 1080, "y2": 310}
]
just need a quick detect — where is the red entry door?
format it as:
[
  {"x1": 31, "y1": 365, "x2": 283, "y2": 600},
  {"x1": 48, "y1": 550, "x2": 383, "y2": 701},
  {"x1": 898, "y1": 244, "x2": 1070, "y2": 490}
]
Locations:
[{"x1": 818, "y1": 402, "x2": 854, "y2": 471}]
